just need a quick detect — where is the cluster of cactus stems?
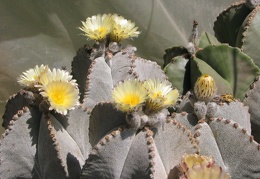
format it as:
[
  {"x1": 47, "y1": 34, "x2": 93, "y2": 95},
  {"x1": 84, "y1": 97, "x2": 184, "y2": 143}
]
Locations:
[{"x1": 1, "y1": 1, "x2": 260, "y2": 178}]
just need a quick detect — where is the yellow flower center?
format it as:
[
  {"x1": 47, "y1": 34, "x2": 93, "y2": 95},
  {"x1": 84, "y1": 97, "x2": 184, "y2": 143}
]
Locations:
[
  {"x1": 49, "y1": 89, "x2": 65, "y2": 105},
  {"x1": 96, "y1": 27, "x2": 107, "y2": 38},
  {"x1": 122, "y1": 94, "x2": 141, "y2": 107}
]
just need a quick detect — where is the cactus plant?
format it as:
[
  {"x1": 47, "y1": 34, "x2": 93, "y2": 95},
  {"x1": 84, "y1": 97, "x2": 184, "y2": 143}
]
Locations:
[
  {"x1": 173, "y1": 74, "x2": 260, "y2": 178},
  {"x1": 244, "y1": 76, "x2": 260, "y2": 143},
  {"x1": 0, "y1": 41, "x2": 200, "y2": 178},
  {"x1": 164, "y1": 22, "x2": 260, "y2": 100},
  {"x1": 0, "y1": 14, "x2": 198, "y2": 178},
  {"x1": 1, "y1": 11, "x2": 260, "y2": 179},
  {"x1": 162, "y1": 1, "x2": 260, "y2": 176},
  {"x1": 214, "y1": 0, "x2": 260, "y2": 67}
]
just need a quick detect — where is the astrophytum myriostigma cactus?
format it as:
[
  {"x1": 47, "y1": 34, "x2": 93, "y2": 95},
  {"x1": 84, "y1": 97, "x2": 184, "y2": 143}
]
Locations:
[
  {"x1": 0, "y1": 65, "x2": 88, "y2": 179},
  {"x1": 0, "y1": 14, "x2": 200, "y2": 179}
]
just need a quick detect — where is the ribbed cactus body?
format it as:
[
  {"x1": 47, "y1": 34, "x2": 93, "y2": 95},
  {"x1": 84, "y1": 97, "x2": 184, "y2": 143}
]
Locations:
[
  {"x1": 174, "y1": 91, "x2": 260, "y2": 178},
  {"x1": 81, "y1": 103, "x2": 198, "y2": 178},
  {"x1": 0, "y1": 43, "x2": 198, "y2": 178},
  {"x1": 2, "y1": 7, "x2": 260, "y2": 178},
  {"x1": 214, "y1": 0, "x2": 260, "y2": 67},
  {"x1": 244, "y1": 76, "x2": 260, "y2": 142},
  {"x1": 164, "y1": 39, "x2": 260, "y2": 99}
]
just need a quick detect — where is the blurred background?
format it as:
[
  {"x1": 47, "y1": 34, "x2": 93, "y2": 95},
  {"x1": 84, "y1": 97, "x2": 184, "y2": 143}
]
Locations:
[{"x1": 0, "y1": 0, "x2": 238, "y2": 132}]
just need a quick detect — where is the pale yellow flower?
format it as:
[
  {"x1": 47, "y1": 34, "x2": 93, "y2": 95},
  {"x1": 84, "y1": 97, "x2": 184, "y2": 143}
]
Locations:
[
  {"x1": 37, "y1": 68, "x2": 79, "y2": 115},
  {"x1": 143, "y1": 79, "x2": 179, "y2": 112},
  {"x1": 112, "y1": 79, "x2": 147, "y2": 113},
  {"x1": 110, "y1": 14, "x2": 140, "y2": 42},
  {"x1": 178, "y1": 154, "x2": 231, "y2": 179},
  {"x1": 40, "y1": 81, "x2": 79, "y2": 115},
  {"x1": 79, "y1": 14, "x2": 113, "y2": 41},
  {"x1": 178, "y1": 154, "x2": 214, "y2": 174},
  {"x1": 38, "y1": 68, "x2": 77, "y2": 88},
  {"x1": 17, "y1": 65, "x2": 49, "y2": 87}
]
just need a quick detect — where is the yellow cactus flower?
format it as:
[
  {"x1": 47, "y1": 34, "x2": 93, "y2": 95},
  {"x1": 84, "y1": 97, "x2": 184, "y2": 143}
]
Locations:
[
  {"x1": 37, "y1": 67, "x2": 79, "y2": 115},
  {"x1": 112, "y1": 79, "x2": 147, "y2": 113},
  {"x1": 178, "y1": 154, "x2": 214, "y2": 174},
  {"x1": 40, "y1": 81, "x2": 79, "y2": 115},
  {"x1": 178, "y1": 154, "x2": 231, "y2": 179},
  {"x1": 143, "y1": 79, "x2": 179, "y2": 112},
  {"x1": 17, "y1": 65, "x2": 49, "y2": 87},
  {"x1": 179, "y1": 165, "x2": 231, "y2": 179},
  {"x1": 110, "y1": 14, "x2": 140, "y2": 42},
  {"x1": 79, "y1": 14, "x2": 113, "y2": 41},
  {"x1": 38, "y1": 68, "x2": 77, "y2": 87},
  {"x1": 194, "y1": 74, "x2": 216, "y2": 102}
]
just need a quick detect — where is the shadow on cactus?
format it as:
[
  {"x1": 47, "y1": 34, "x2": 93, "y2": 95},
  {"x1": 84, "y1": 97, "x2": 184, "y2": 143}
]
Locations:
[{"x1": 1, "y1": 12, "x2": 260, "y2": 179}]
